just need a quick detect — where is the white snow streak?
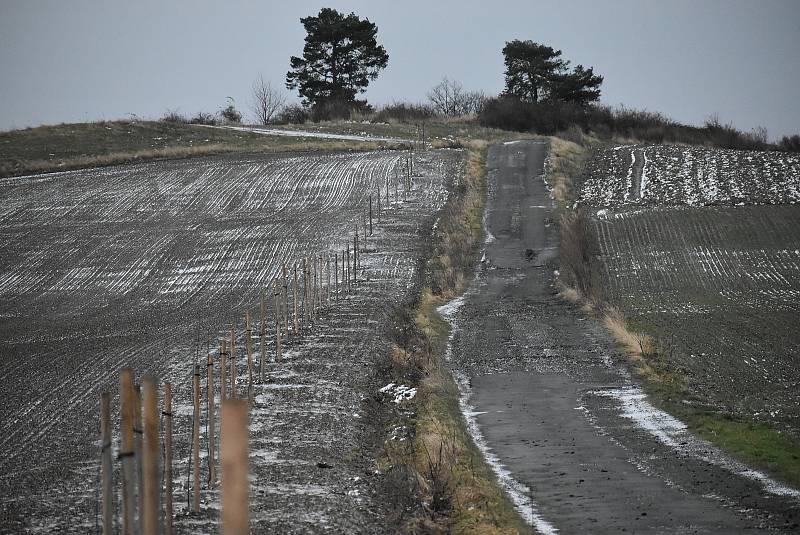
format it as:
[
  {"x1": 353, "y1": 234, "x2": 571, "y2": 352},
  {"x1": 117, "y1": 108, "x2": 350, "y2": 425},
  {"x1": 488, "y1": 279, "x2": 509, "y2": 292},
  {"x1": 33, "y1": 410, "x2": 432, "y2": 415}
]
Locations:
[{"x1": 592, "y1": 387, "x2": 800, "y2": 499}]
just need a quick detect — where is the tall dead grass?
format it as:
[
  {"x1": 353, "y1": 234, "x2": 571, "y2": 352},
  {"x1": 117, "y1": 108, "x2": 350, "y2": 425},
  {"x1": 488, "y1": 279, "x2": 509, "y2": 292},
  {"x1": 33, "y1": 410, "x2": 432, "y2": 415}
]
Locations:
[
  {"x1": 548, "y1": 137, "x2": 677, "y2": 387},
  {"x1": 558, "y1": 210, "x2": 603, "y2": 304}
]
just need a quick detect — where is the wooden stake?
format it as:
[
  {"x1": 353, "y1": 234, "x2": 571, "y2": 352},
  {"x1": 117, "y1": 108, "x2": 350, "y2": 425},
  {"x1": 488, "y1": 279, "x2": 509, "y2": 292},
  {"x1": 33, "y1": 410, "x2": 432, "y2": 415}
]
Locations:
[
  {"x1": 369, "y1": 195, "x2": 373, "y2": 235},
  {"x1": 334, "y1": 253, "x2": 339, "y2": 300},
  {"x1": 312, "y1": 257, "x2": 317, "y2": 319},
  {"x1": 354, "y1": 232, "x2": 358, "y2": 284},
  {"x1": 362, "y1": 209, "x2": 367, "y2": 246},
  {"x1": 377, "y1": 190, "x2": 381, "y2": 224},
  {"x1": 221, "y1": 400, "x2": 249, "y2": 535},
  {"x1": 317, "y1": 255, "x2": 322, "y2": 312},
  {"x1": 245, "y1": 312, "x2": 253, "y2": 401},
  {"x1": 302, "y1": 258, "x2": 308, "y2": 327},
  {"x1": 192, "y1": 365, "x2": 201, "y2": 513},
  {"x1": 119, "y1": 369, "x2": 136, "y2": 535},
  {"x1": 100, "y1": 392, "x2": 113, "y2": 535},
  {"x1": 230, "y1": 329, "x2": 237, "y2": 400},
  {"x1": 326, "y1": 255, "x2": 331, "y2": 307},
  {"x1": 220, "y1": 339, "x2": 227, "y2": 402},
  {"x1": 134, "y1": 383, "x2": 143, "y2": 531},
  {"x1": 260, "y1": 292, "x2": 266, "y2": 382},
  {"x1": 164, "y1": 382, "x2": 173, "y2": 535},
  {"x1": 207, "y1": 352, "x2": 216, "y2": 485},
  {"x1": 283, "y1": 264, "x2": 290, "y2": 337},
  {"x1": 293, "y1": 264, "x2": 299, "y2": 334},
  {"x1": 141, "y1": 375, "x2": 159, "y2": 535},
  {"x1": 274, "y1": 279, "x2": 282, "y2": 361},
  {"x1": 345, "y1": 246, "x2": 350, "y2": 293}
]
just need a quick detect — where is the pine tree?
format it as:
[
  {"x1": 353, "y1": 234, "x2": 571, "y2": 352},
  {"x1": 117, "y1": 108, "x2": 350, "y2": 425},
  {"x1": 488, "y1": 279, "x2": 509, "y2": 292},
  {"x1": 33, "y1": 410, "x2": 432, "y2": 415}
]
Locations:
[
  {"x1": 502, "y1": 40, "x2": 602, "y2": 105},
  {"x1": 286, "y1": 8, "x2": 389, "y2": 108}
]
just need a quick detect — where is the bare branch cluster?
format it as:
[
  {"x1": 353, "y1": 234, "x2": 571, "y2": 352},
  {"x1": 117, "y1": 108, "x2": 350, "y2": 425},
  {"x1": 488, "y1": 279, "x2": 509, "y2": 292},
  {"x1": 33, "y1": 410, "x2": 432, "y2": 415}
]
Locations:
[
  {"x1": 251, "y1": 75, "x2": 287, "y2": 125},
  {"x1": 427, "y1": 78, "x2": 486, "y2": 118}
]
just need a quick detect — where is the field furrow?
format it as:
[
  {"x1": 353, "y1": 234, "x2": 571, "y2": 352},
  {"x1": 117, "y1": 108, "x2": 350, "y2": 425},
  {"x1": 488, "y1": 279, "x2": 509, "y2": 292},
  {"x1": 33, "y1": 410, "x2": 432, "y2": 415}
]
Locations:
[{"x1": 0, "y1": 148, "x2": 461, "y2": 532}]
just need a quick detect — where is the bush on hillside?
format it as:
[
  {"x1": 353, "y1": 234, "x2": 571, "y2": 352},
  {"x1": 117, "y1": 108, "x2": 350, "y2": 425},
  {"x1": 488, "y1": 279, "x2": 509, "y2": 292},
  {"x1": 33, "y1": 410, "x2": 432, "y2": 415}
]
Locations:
[
  {"x1": 188, "y1": 112, "x2": 218, "y2": 126},
  {"x1": 220, "y1": 98, "x2": 242, "y2": 124},
  {"x1": 161, "y1": 109, "x2": 187, "y2": 123},
  {"x1": 310, "y1": 98, "x2": 373, "y2": 122},
  {"x1": 274, "y1": 104, "x2": 309, "y2": 125},
  {"x1": 373, "y1": 102, "x2": 435, "y2": 123},
  {"x1": 778, "y1": 134, "x2": 800, "y2": 153},
  {"x1": 479, "y1": 96, "x2": 773, "y2": 151}
]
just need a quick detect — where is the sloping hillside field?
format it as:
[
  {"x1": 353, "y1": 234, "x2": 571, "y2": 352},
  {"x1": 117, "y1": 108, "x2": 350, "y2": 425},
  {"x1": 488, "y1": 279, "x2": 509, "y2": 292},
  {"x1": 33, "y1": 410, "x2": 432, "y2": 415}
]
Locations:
[
  {"x1": 0, "y1": 149, "x2": 462, "y2": 532},
  {"x1": 579, "y1": 144, "x2": 800, "y2": 437},
  {"x1": 581, "y1": 144, "x2": 800, "y2": 206}
]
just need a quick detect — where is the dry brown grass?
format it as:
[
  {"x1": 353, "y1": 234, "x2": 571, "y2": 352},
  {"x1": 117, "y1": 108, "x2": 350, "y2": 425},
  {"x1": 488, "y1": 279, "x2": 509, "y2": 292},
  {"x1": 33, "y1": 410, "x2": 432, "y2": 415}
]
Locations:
[
  {"x1": 545, "y1": 136, "x2": 590, "y2": 208},
  {"x1": 0, "y1": 120, "x2": 409, "y2": 178},
  {"x1": 7, "y1": 140, "x2": 404, "y2": 177},
  {"x1": 559, "y1": 210, "x2": 604, "y2": 303}
]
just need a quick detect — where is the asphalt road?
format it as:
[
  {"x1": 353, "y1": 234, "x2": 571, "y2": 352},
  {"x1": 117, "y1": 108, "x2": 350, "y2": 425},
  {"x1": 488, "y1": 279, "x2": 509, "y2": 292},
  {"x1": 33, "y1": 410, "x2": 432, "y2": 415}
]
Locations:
[{"x1": 446, "y1": 140, "x2": 800, "y2": 533}]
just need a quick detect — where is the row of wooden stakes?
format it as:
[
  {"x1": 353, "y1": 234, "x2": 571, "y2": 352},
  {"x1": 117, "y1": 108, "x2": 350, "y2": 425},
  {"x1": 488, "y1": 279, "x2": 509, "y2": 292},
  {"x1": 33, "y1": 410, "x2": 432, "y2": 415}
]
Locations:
[{"x1": 93, "y1": 161, "x2": 422, "y2": 534}]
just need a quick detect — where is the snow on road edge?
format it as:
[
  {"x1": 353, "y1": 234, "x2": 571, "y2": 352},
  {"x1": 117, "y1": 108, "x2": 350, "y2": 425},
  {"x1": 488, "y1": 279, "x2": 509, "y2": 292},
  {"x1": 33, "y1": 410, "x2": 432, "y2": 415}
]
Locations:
[
  {"x1": 437, "y1": 294, "x2": 559, "y2": 534},
  {"x1": 591, "y1": 386, "x2": 800, "y2": 500}
]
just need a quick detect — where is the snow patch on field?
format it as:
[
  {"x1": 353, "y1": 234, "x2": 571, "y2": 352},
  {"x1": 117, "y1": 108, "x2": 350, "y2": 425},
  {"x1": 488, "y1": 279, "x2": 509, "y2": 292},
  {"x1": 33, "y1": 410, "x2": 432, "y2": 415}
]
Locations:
[
  {"x1": 581, "y1": 144, "x2": 800, "y2": 207},
  {"x1": 592, "y1": 387, "x2": 800, "y2": 499},
  {"x1": 201, "y1": 124, "x2": 408, "y2": 143},
  {"x1": 379, "y1": 383, "x2": 417, "y2": 403}
]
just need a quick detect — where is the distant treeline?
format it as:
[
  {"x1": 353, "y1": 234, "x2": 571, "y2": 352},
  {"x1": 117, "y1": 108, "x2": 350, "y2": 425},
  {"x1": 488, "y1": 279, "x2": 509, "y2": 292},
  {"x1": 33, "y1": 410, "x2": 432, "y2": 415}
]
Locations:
[{"x1": 478, "y1": 96, "x2": 799, "y2": 152}]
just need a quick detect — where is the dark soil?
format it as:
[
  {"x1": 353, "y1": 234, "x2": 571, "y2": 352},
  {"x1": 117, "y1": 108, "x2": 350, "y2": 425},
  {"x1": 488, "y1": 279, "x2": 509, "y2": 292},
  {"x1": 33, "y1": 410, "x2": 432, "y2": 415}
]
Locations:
[{"x1": 0, "y1": 148, "x2": 464, "y2": 533}]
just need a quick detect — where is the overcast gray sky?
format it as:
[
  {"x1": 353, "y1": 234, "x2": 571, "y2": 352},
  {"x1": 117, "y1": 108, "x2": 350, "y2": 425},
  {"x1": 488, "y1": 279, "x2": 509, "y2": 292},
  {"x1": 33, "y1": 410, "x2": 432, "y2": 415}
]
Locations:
[{"x1": 1, "y1": 0, "x2": 798, "y2": 139}]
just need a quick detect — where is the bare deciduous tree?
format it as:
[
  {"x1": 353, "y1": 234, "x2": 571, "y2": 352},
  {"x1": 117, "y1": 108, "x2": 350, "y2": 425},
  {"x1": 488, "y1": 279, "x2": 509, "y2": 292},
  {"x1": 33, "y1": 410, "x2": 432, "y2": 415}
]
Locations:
[
  {"x1": 427, "y1": 77, "x2": 486, "y2": 117},
  {"x1": 251, "y1": 75, "x2": 287, "y2": 125}
]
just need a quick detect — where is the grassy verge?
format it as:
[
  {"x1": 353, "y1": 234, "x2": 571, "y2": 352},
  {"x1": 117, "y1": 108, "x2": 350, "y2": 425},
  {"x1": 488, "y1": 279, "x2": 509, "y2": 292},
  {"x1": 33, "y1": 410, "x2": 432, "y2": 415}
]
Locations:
[
  {"x1": 549, "y1": 137, "x2": 800, "y2": 489},
  {"x1": 0, "y1": 120, "x2": 408, "y2": 177},
  {"x1": 379, "y1": 141, "x2": 531, "y2": 534}
]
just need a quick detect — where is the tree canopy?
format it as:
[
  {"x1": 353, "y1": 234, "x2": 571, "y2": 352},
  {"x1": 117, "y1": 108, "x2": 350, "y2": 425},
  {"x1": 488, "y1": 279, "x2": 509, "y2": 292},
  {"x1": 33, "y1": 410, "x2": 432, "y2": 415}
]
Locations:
[
  {"x1": 502, "y1": 40, "x2": 603, "y2": 105},
  {"x1": 286, "y1": 8, "x2": 389, "y2": 107}
]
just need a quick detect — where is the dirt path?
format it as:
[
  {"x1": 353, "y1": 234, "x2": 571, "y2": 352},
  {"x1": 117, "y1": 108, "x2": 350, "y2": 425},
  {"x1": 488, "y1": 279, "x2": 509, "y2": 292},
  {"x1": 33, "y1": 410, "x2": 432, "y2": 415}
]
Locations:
[{"x1": 445, "y1": 140, "x2": 800, "y2": 533}]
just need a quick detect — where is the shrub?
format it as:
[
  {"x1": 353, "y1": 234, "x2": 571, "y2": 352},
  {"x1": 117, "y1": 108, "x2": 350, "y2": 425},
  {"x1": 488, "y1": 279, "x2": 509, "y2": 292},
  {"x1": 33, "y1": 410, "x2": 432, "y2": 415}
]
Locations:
[
  {"x1": 160, "y1": 109, "x2": 187, "y2": 123},
  {"x1": 428, "y1": 78, "x2": 486, "y2": 117},
  {"x1": 220, "y1": 98, "x2": 242, "y2": 124},
  {"x1": 779, "y1": 134, "x2": 800, "y2": 152},
  {"x1": 274, "y1": 104, "x2": 309, "y2": 124},
  {"x1": 310, "y1": 98, "x2": 373, "y2": 122},
  {"x1": 373, "y1": 102, "x2": 434, "y2": 123},
  {"x1": 559, "y1": 210, "x2": 603, "y2": 303},
  {"x1": 479, "y1": 96, "x2": 775, "y2": 151},
  {"x1": 188, "y1": 112, "x2": 218, "y2": 126}
]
